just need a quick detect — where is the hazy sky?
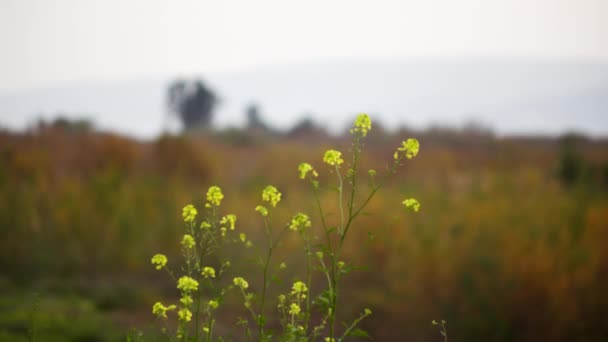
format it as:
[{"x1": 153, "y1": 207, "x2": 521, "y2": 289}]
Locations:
[{"x1": 1, "y1": 0, "x2": 607, "y2": 92}]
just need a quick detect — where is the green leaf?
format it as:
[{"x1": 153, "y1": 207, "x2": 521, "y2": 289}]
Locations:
[{"x1": 347, "y1": 328, "x2": 371, "y2": 339}]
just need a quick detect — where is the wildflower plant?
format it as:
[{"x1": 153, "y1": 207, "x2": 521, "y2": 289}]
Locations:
[{"x1": 146, "y1": 113, "x2": 420, "y2": 341}]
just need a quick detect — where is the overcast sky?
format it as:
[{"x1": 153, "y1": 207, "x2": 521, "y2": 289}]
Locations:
[{"x1": 1, "y1": 0, "x2": 607, "y2": 92}]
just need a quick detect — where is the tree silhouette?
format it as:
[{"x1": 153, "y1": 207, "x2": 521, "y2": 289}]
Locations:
[{"x1": 167, "y1": 79, "x2": 217, "y2": 131}]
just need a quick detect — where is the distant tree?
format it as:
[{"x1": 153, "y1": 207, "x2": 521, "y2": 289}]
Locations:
[
  {"x1": 246, "y1": 103, "x2": 269, "y2": 131},
  {"x1": 287, "y1": 116, "x2": 326, "y2": 138},
  {"x1": 557, "y1": 133, "x2": 586, "y2": 186},
  {"x1": 167, "y1": 79, "x2": 217, "y2": 131}
]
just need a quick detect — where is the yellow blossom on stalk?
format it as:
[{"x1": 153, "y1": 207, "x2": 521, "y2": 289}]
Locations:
[
  {"x1": 151, "y1": 254, "x2": 168, "y2": 270},
  {"x1": 180, "y1": 295, "x2": 193, "y2": 306},
  {"x1": 316, "y1": 251, "x2": 324, "y2": 259},
  {"x1": 278, "y1": 294, "x2": 286, "y2": 308},
  {"x1": 255, "y1": 205, "x2": 269, "y2": 217},
  {"x1": 233, "y1": 277, "x2": 249, "y2": 290},
  {"x1": 178, "y1": 308, "x2": 192, "y2": 322},
  {"x1": 200, "y1": 221, "x2": 211, "y2": 229},
  {"x1": 152, "y1": 302, "x2": 176, "y2": 319},
  {"x1": 202, "y1": 266, "x2": 216, "y2": 279},
  {"x1": 394, "y1": 138, "x2": 420, "y2": 160},
  {"x1": 298, "y1": 162, "x2": 318, "y2": 179},
  {"x1": 351, "y1": 113, "x2": 372, "y2": 137},
  {"x1": 220, "y1": 214, "x2": 237, "y2": 230},
  {"x1": 403, "y1": 198, "x2": 421, "y2": 212},
  {"x1": 262, "y1": 185, "x2": 282, "y2": 207},
  {"x1": 289, "y1": 213, "x2": 311, "y2": 231},
  {"x1": 289, "y1": 303, "x2": 301, "y2": 316},
  {"x1": 182, "y1": 204, "x2": 197, "y2": 223},
  {"x1": 177, "y1": 276, "x2": 199, "y2": 292},
  {"x1": 239, "y1": 233, "x2": 246, "y2": 243},
  {"x1": 208, "y1": 300, "x2": 219, "y2": 310},
  {"x1": 323, "y1": 149, "x2": 344, "y2": 166},
  {"x1": 206, "y1": 186, "x2": 224, "y2": 206},
  {"x1": 291, "y1": 281, "x2": 308, "y2": 297},
  {"x1": 181, "y1": 234, "x2": 195, "y2": 249},
  {"x1": 325, "y1": 338, "x2": 336, "y2": 342}
]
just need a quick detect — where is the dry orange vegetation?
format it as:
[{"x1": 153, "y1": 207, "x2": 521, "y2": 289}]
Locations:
[{"x1": 1, "y1": 126, "x2": 607, "y2": 341}]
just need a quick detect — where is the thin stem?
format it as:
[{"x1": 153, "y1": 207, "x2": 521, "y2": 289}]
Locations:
[
  {"x1": 338, "y1": 311, "x2": 370, "y2": 342},
  {"x1": 259, "y1": 215, "x2": 274, "y2": 339},
  {"x1": 336, "y1": 165, "x2": 345, "y2": 235}
]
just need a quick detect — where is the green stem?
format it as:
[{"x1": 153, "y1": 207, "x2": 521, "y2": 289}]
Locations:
[
  {"x1": 336, "y1": 165, "x2": 345, "y2": 235},
  {"x1": 259, "y1": 215, "x2": 274, "y2": 339}
]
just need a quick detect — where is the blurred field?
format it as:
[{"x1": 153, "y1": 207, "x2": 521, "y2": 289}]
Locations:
[{"x1": 1, "y1": 124, "x2": 608, "y2": 341}]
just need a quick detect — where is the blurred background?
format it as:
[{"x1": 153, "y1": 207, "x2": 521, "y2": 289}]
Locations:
[{"x1": 1, "y1": 0, "x2": 607, "y2": 340}]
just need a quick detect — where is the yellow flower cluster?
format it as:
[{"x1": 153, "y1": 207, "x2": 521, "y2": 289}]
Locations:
[
  {"x1": 289, "y1": 213, "x2": 311, "y2": 231},
  {"x1": 181, "y1": 234, "x2": 195, "y2": 249},
  {"x1": 291, "y1": 280, "x2": 308, "y2": 298},
  {"x1": 178, "y1": 308, "x2": 192, "y2": 322},
  {"x1": 262, "y1": 185, "x2": 282, "y2": 207},
  {"x1": 220, "y1": 214, "x2": 237, "y2": 230},
  {"x1": 208, "y1": 299, "x2": 219, "y2": 310},
  {"x1": 151, "y1": 254, "x2": 168, "y2": 270},
  {"x1": 255, "y1": 205, "x2": 268, "y2": 217},
  {"x1": 298, "y1": 162, "x2": 318, "y2": 179},
  {"x1": 394, "y1": 138, "x2": 420, "y2": 160},
  {"x1": 177, "y1": 276, "x2": 199, "y2": 292},
  {"x1": 323, "y1": 149, "x2": 344, "y2": 166},
  {"x1": 201, "y1": 266, "x2": 216, "y2": 278},
  {"x1": 180, "y1": 295, "x2": 193, "y2": 306},
  {"x1": 152, "y1": 302, "x2": 176, "y2": 319},
  {"x1": 289, "y1": 303, "x2": 301, "y2": 316},
  {"x1": 403, "y1": 198, "x2": 421, "y2": 212},
  {"x1": 350, "y1": 113, "x2": 372, "y2": 137},
  {"x1": 182, "y1": 204, "x2": 197, "y2": 223},
  {"x1": 206, "y1": 186, "x2": 224, "y2": 207},
  {"x1": 233, "y1": 277, "x2": 249, "y2": 290}
]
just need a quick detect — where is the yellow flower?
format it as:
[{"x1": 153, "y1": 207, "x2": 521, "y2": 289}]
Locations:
[
  {"x1": 262, "y1": 185, "x2": 282, "y2": 207},
  {"x1": 298, "y1": 162, "x2": 318, "y2": 179},
  {"x1": 323, "y1": 149, "x2": 344, "y2": 166},
  {"x1": 180, "y1": 295, "x2": 193, "y2": 306},
  {"x1": 207, "y1": 300, "x2": 219, "y2": 310},
  {"x1": 177, "y1": 276, "x2": 199, "y2": 292},
  {"x1": 152, "y1": 302, "x2": 176, "y2": 319},
  {"x1": 206, "y1": 186, "x2": 224, "y2": 206},
  {"x1": 220, "y1": 214, "x2": 237, "y2": 230},
  {"x1": 351, "y1": 113, "x2": 372, "y2": 137},
  {"x1": 151, "y1": 254, "x2": 168, "y2": 270},
  {"x1": 255, "y1": 205, "x2": 269, "y2": 217},
  {"x1": 181, "y1": 234, "x2": 195, "y2": 249},
  {"x1": 291, "y1": 281, "x2": 308, "y2": 297},
  {"x1": 202, "y1": 266, "x2": 216, "y2": 279},
  {"x1": 182, "y1": 204, "x2": 197, "y2": 223},
  {"x1": 289, "y1": 303, "x2": 301, "y2": 316},
  {"x1": 233, "y1": 277, "x2": 249, "y2": 290},
  {"x1": 289, "y1": 213, "x2": 311, "y2": 231},
  {"x1": 403, "y1": 198, "x2": 421, "y2": 212},
  {"x1": 178, "y1": 308, "x2": 192, "y2": 322},
  {"x1": 395, "y1": 138, "x2": 420, "y2": 160}
]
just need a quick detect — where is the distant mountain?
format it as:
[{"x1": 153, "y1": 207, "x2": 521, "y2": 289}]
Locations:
[{"x1": 1, "y1": 59, "x2": 607, "y2": 139}]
